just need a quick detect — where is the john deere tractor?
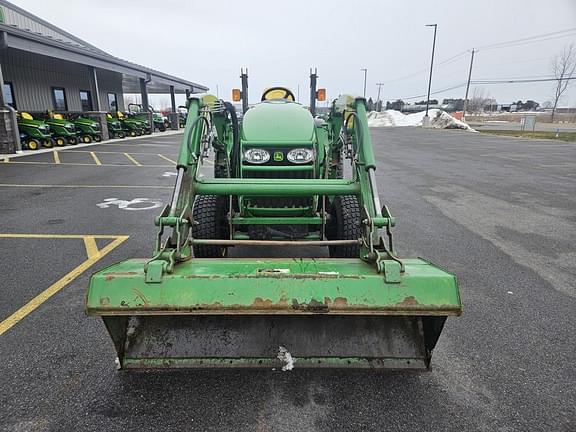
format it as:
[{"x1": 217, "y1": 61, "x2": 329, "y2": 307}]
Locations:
[
  {"x1": 45, "y1": 111, "x2": 78, "y2": 146},
  {"x1": 16, "y1": 112, "x2": 52, "y2": 150},
  {"x1": 113, "y1": 111, "x2": 144, "y2": 137},
  {"x1": 127, "y1": 103, "x2": 166, "y2": 132},
  {"x1": 106, "y1": 114, "x2": 126, "y2": 139},
  {"x1": 87, "y1": 71, "x2": 461, "y2": 371},
  {"x1": 68, "y1": 114, "x2": 102, "y2": 143}
]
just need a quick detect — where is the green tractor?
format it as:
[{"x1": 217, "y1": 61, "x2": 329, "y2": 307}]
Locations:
[
  {"x1": 16, "y1": 112, "x2": 52, "y2": 150},
  {"x1": 127, "y1": 103, "x2": 166, "y2": 132},
  {"x1": 45, "y1": 111, "x2": 78, "y2": 146},
  {"x1": 106, "y1": 114, "x2": 126, "y2": 139},
  {"x1": 113, "y1": 111, "x2": 145, "y2": 137},
  {"x1": 68, "y1": 114, "x2": 102, "y2": 143},
  {"x1": 177, "y1": 105, "x2": 187, "y2": 128},
  {"x1": 87, "y1": 72, "x2": 461, "y2": 371}
]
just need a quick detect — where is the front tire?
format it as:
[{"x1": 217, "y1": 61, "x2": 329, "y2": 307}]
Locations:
[
  {"x1": 94, "y1": 134, "x2": 102, "y2": 142},
  {"x1": 327, "y1": 195, "x2": 361, "y2": 258},
  {"x1": 26, "y1": 139, "x2": 40, "y2": 150},
  {"x1": 68, "y1": 137, "x2": 78, "y2": 145},
  {"x1": 192, "y1": 195, "x2": 230, "y2": 258},
  {"x1": 81, "y1": 135, "x2": 92, "y2": 144},
  {"x1": 117, "y1": 131, "x2": 126, "y2": 139},
  {"x1": 55, "y1": 137, "x2": 66, "y2": 147}
]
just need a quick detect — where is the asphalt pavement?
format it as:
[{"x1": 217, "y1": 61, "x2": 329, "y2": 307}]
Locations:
[{"x1": 0, "y1": 128, "x2": 574, "y2": 431}]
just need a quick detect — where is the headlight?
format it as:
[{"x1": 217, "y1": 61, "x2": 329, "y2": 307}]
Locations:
[
  {"x1": 243, "y1": 148, "x2": 270, "y2": 164},
  {"x1": 287, "y1": 148, "x2": 314, "y2": 164}
]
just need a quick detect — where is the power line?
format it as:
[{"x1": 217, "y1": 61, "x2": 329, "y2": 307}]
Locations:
[
  {"x1": 384, "y1": 82, "x2": 468, "y2": 101},
  {"x1": 472, "y1": 76, "x2": 576, "y2": 84},
  {"x1": 385, "y1": 51, "x2": 469, "y2": 84},
  {"x1": 384, "y1": 28, "x2": 576, "y2": 87},
  {"x1": 477, "y1": 28, "x2": 576, "y2": 51}
]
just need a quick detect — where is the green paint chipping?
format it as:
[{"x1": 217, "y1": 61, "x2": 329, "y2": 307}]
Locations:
[{"x1": 87, "y1": 258, "x2": 460, "y2": 315}]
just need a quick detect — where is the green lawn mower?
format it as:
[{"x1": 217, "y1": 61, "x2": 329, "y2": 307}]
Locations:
[
  {"x1": 16, "y1": 112, "x2": 52, "y2": 150},
  {"x1": 87, "y1": 72, "x2": 461, "y2": 371},
  {"x1": 128, "y1": 103, "x2": 167, "y2": 132},
  {"x1": 177, "y1": 106, "x2": 187, "y2": 128},
  {"x1": 45, "y1": 111, "x2": 78, "y2": 146},
  {"x1": 68, "y1": 114, "x2": 102, "y2": 143},
  {"x1": 106, "y1": 114, "x2": 126, "y2": 139},
  {"x1": 114, "y1": 111, "x2": 145, "y2": 137}
]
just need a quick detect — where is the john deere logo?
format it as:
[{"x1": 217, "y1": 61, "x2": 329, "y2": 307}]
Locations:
[{"x1": 274, "y1": 151, "x2": 284, "y2": 162}]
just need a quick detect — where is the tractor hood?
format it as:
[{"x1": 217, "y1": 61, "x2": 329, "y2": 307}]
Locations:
[
  {"x1": 17, "y1": 118, "x2": 46, "y2": 128},
  {"x1": 242, "y1": 101, "x2": 314, "y2": 142}
]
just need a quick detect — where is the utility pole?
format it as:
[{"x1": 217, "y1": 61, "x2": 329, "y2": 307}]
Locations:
[
  {"x1": 424, "y1": 24, "x2": 437, "y2": 126},
  {"x1": 462, "y1": 48, "x2": 476, "y2": 121},
  {"x1": 360, "y1": 68, "x2": 368, "y2": 98},
  {"x1": 376, "y1": 82, "x2": 384, "y2": 111},
  {"x1": 376, "y1": 83, "x2": 384, "y2": 106}
]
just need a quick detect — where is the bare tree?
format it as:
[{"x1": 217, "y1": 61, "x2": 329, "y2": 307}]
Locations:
[
  {"x1": 551, "y1": 44, "x2": 576, "y2": 122},
  {"x1": 468, "y1": 87, "x2": 491, "y2": 113}
]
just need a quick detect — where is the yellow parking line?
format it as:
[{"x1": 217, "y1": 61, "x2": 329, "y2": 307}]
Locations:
[
  {"x1": 53, "y1": 151, "x2": 60, "y2": 164},
  {"x1": 90, "y1": 151, "x2": 102, "y2": 165},
  {"x1": 83, "y1": 236, "x2": 100, "y2": 259},
  {"x1": 0, "y1": 235, "x2": 129, "y2": 336},
  {"x1": 0, "y1": 233, "x2": 126, "y2": 239},
  {"x1": 0, "y1": 183, "x2": 171, "y2": 189},
  {"x1": 157, "y1": 154, "x2": 177, "y2": 164},
  {"x1": 3, "y1": 161, "x2": 172, "y2": 167},
  {"x1": 124, "y1": 153, "x2": 142, "y2": 166},
  {"x1": 65, "y1": 150, "x2": 178, "y2": 156}
]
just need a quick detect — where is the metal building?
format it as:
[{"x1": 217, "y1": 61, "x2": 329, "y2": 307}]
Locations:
[{"x1": 0, "y1": 0, "x2": 207, "y2": 153}]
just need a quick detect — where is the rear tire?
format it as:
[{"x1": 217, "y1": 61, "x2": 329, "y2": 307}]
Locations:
[
  {"x1": 327, "y1": 195, "x2": 361, "y2": 258},
  {"x1": 82, "y1": 135, "x2": 92, "y2": 144},
  {"x1": 55, "y1": 137, "x2": 66, "y2": 147},
  {"x1": 43, "y1": 139, "x2": 53, "y2": 148},
  {"x1": 94, "y1": 134, "x2": 102, "y2": 142},
  {"x1": 68, "y1": 137, "x2": 78, "y2": 145},
  {"x1": 130, "y1": 130, "x2": 137, "y2": 137},
  {"x1": 117, "y1": 131, "x2": 126, "y2": 139},
  {"x1": 192, "y1": 195, "x2": 230, "y2": 258}
]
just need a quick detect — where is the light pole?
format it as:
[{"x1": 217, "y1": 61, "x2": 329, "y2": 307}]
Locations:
[
  {"x1": 376, "y1": 82, "x2": 384, "y2": 111},
  {"x1": 360, "y1": 68, "x2": 368, "y2": 98},
  {"x1": 424, "y1": 24, "x2": 437, "y2": 126}
]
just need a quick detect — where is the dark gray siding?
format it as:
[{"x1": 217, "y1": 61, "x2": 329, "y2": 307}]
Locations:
[{"x1": 0, "y1": 48, "x2": 124, "y2": 112}]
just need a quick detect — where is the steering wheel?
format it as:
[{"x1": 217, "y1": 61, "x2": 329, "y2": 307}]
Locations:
[{"x1": 261, "y1": 87, "x2": 296, "y2": 102}]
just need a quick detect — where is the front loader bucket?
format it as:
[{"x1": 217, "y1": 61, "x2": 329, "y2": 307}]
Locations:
[{"x1": 87, "y1": 258, "x2": 460, "y2": 370}]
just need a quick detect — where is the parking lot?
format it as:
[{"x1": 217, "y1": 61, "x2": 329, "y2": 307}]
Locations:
[{"x1": 0, "y1": 129, "x2": 574, "y2": 431}]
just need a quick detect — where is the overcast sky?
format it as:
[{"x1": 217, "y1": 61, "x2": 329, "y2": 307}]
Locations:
[{"x1": 15, "y1": 0, "x2": 576, "y2": 107}]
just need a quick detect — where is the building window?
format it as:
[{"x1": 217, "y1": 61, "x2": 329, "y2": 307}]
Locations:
[
  {"x1": 79, "y1": 90, "x2": 93, "y2": 111},
  {"x1": 51, "y1": 87, "x2": 68, "y2": 111},
  {"x1": 108, "y1": 93, "x2": 118, "y2": 112},
  {"x1": 3, "y1": 82, "x2": 15, "y2": 109}
]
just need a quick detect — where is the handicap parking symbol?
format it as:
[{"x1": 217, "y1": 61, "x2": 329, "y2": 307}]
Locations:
[{"x1": 97, "y1": 198, "x2": 163, "y2": 211}]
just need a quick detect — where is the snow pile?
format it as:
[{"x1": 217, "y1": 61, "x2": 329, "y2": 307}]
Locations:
[{"x1": 367, "y1": 109, "x2": 475, "y2": 131}]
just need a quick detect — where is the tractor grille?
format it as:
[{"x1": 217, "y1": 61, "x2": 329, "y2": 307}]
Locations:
[{"x1": 243, "y1": 169, "x2": 313, "y2": 208}]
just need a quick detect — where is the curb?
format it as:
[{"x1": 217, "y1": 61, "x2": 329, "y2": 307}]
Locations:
[{"x1": 2, "y1": 130, "x2": 184, "y2": 161}]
